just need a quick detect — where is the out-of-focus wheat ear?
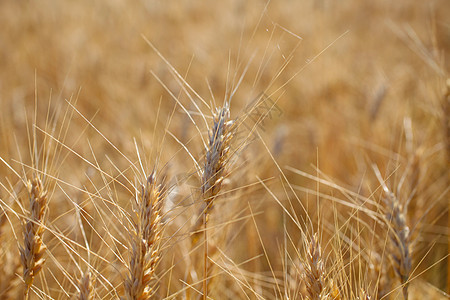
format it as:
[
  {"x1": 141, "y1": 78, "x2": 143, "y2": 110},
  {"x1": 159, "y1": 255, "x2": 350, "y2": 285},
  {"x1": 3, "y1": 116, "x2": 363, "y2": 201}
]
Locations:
[
  {"x1": 383, "y1": 192, "x2": 411, "y2": 300},
  {"x1": 368, "y1": 252, "x2": 389, "y2": 299},
  {"x1": 303, "y1": 233, "x2": 325, "y2": 300},
  {"x1": 0, "y1": 251, "x2": 20, "y2": 298},
  {"x1": 0, "y1": 208, "x2": 20, "y2": 298},
  {"x1": 78, "y1": 270, "x2": 93, "y2": 300},
  {"x1": 123, "y1": 172, "x2": 166, "y2": 300},
  {"x1": 287, "y1": 257, "x2": 304, "y2": 299},
  {"x1": 19, "y1": 176, "x2": 48, "y2": 299}
]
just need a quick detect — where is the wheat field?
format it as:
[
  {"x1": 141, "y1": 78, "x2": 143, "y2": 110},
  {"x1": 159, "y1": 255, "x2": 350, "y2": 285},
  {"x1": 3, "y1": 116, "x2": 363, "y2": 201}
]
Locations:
[{"x1": 0, "y1": 0, "x2": 449, "y2": 299}]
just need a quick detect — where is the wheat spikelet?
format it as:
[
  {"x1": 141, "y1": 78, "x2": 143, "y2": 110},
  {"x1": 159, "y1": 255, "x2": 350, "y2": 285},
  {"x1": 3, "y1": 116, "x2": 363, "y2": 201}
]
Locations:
[
  {"x1": 123, "y1": 172, "x2": 166, "y2": 300},
  {"x1": 19, "y1": 176, "x2": 48, "y2": 299},
  {"x1": 358, "y1": 289, "x2": 371, "y2": 300},
  {"x1": 78, "y1": 270, "x2": 93, "y2": 300},
  {"x1": 383, "y1": 191, "x2": 411, "y2": 300},
  {"x1": 328, "y1": 280, "x2": 341, "y2": 300},
  {"x1": 303, "y1": 233, "x2": 325, "y2": 300}
]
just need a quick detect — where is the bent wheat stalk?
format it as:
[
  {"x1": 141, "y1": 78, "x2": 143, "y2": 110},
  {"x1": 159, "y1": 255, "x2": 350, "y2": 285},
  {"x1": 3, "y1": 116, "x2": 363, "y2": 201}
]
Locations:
[
  {"x1": 123, "y1": 172, "x2": 166, "y2": 300},
  {"x1": 19, "y1": 176, "x2": 49, "y2": 299}
]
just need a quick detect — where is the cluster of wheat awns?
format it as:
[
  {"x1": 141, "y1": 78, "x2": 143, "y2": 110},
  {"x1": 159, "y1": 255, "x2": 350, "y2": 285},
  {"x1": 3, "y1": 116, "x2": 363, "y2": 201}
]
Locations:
[{"x1": 4, "y1": 93, "x2": 446, "y2": 299}]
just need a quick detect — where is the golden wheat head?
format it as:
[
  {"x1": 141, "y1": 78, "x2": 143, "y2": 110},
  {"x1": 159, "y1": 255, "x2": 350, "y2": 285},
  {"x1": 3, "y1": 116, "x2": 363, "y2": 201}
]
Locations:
[
  {"x1": 201, "y1": 104, "x2": 235, "y2": 214},
  {"x1": 303, "y1": 233, "x2": 326, "y2": 300},
  {"x1": 79, "y1": 270, "x2": 93, "y2": 300},
  {"x1": 19, "y1": 176, "x2": 48, "y2": 298},
  {"x1": 123, "y1": 172, "x2": 166, "y2": 300}
]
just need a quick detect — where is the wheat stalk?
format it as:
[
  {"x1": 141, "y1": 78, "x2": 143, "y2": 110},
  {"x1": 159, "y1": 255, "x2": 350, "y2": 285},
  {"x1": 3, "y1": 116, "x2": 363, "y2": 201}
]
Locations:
[
  {"x1": 123, "y1": 172, "x2": 166, "y2": 300},
  {"x1": 19, "y1": 176, "x2": 49, "y2": 299}
]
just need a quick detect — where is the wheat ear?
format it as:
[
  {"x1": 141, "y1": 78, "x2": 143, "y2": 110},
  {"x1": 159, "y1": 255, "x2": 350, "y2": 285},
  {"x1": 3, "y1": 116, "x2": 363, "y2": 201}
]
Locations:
[
  {"x1": 202, "y1": 105, "x2": 234, "y2": 218},
  {"x1": 383, "y1": 192, "x2": 411, "y2": 300},
  {"x1": 123, "y1": 172, "x2": 166, "y2": 300},
  {"x1": 199, "y1": 104, "x2": 235, "y2": 299},
  {"x1": 303, "y1": 233, "x2": 325, "y2": 300},
  {"x1": 79, "y1": 270, "x2": 93, "y2": 300},
  {"x1": 19, "y1": 176, "x2": 48, "y2": 299}
]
